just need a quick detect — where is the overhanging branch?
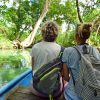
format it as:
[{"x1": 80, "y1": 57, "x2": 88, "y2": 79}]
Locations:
[{"x1": 76, "y1": 0, "x2": 83, "y2": 23}]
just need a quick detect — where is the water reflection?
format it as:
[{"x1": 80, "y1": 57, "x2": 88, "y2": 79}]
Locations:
[{"x1": 0, "y1": 49, "x2": 31, "y2": 88}]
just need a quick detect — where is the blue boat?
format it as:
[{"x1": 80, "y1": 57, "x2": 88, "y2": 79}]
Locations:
[
  {"x1": 0, "y1": 69, "x2": 32, "y2": 100},
  {"x1": 0, "y1": 69, "x2": 63, "y2": 100}
]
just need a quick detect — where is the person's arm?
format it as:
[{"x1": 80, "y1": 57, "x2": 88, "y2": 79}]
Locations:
[{"x1": 61, "y1": 63, "x2": 70, "y2": 82}]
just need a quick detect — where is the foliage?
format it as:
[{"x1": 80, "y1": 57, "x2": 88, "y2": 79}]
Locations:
[
  {"x1": 0, "y1": 34, "x2": 13, "y2": 49},
  {"x1": 47, "y1": 0, "x2": 78, "y2": 24},
  {"x1": 83, "y1": 6, "x2": 100, "y2": 22},
  {"x1": 0, "y1": 0, "x2": 45, "y2": 40},
  {"x1": 89, "y1": 32, "x2": 100, "y2": 46},
  {"x1": 0, "y1": 0, "x2": 100, "y2": 47},
  {"x1": 0, "y1": 49, "x2": 31, "y2": 87},
  {"x1": 34, "y1": 33, "x2": 43, "y2": 44},
  {"x1": 0, "y1": 67, "x2": 28, "y2": 88},
  {"x1": 56, "y1": 31, "x2": 75, "y2": 47},
  {"x1": 0, "y1": 49, "x2": 31, "y2": 68},
  {"x1": 0, "y1": 50, "x2": 22, "y2": 68}
]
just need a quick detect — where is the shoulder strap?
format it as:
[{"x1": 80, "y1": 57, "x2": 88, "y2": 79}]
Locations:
[
  {"x1": 70, "y1": 46, "x2": 82, "y2": 85},
  {"x1": 89, "y1": 46, "x2": 93, "y2": 55},
  {"x1": 71, "y1": 46, "x2": 90, "y2": 85},
  {"x1": 82, "y1": 45, "x2": 88, "y2": 54},
  {"x1": 58, "y1": 46, "x2": 65, "y2": 59},
  {"x1": 75, "y1": 45, "x2": 93, "y2": 54},
  {"x1": 73, "y1": 46, "x2": 83, "y2": 56}
]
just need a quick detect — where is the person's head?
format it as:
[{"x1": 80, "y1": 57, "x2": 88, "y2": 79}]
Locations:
[
  {"x1": 41, "y1": 21, "x2": 59, "y2": 42},
  {"x1": 75, "y1": 23, "x2": 92, "y2": 44}
]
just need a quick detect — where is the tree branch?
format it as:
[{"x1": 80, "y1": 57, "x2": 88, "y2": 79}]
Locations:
[
  {"x1": 20, "y1": 0, "x2": 51, "y2": 48},
  {"x1": 76, "y1": 0, "x2": 83, "y2": 23}
]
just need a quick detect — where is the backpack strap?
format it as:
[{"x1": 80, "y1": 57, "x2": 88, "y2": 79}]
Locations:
[
  {"x1": 70, "y1": 46, "x2": 83, "y2": 85},
  {"x1": 58, "y1": 46, "x2": 65, "y2": 59},
  {"x1": 82, "y1": 45, "x2": 94, "y2": 55},
  {"x1": 71, "y1": 46, "x2": 93, "y2": 85},
  {"x1": 58, "y1": 46, "x2": 66, "y2": 95},
  {"x1": 82, "y1": 45, "x2": 88, "y2": 54},
  {"x1": 89, "y1": 46, "x2": 93, "y2": 55},
  {"x1": 74, "y1": 45, "x2": 93, "y2": 55},
  {"x1": 73, "y1": 46, "x2": 83, "y2": 56},
  {"x1": 73, "y1": 45, "x2": 91, "y2": 56}
]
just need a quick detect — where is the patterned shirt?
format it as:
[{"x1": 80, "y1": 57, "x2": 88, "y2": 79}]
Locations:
[{"x1": 62, "y1": 45, "x2": 100, "y2": 100}]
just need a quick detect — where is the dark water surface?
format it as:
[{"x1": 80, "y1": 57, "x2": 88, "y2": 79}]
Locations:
[{"x1": 0, "y1": 49, "x2": 31, "y2": 88}]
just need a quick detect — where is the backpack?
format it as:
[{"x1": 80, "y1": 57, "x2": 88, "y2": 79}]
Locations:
[
  {"x1": 33, "y1": 47, "x2": 65, "y2": 99},
  {"x1": 72, "y1": 46, "x2": 100, "y2": 100}
]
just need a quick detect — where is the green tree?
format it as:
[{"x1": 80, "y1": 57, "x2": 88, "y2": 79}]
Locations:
[{"x1": 0, "y1": 0, "x2": 100, "y2": 48}]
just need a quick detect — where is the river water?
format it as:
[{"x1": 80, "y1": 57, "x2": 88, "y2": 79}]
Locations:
[{"x1": 0, "y1": 49, "x2": 31, "y2": 88}]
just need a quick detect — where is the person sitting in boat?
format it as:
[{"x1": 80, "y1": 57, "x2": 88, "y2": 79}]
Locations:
[
  {"x1": 30, "y1": 21, "x2": 68, "y2": 98},
  {"x1": 62, "y1": 23, "x2": 100, "y2": 100}
]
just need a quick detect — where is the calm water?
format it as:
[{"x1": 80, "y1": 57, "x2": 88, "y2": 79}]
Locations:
[{"x1": 0, "y1": 49, "x2": 31, "y2": 88}]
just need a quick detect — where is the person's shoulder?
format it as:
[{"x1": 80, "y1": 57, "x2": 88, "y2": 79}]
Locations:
[
  {"x1": 88, "y1": 45, "x2": 100, "y2": 57},
  {"x1": 32, "y1": 42, "x2": 43, "y2": 49},
  {"x1": 89, "y1": 45, "x2": 99, "y2": 52},
  {"x1": 64, "y1": 47, "x2": 75, "y2": 52},
  {"x1": 62, "y1": 46, "x2": 79, "y2": 61},
  {"x1": 54, "y1": 42, "x2": 61, "y2": 47},
  {"x1": 63, "y1": 47, "x2": 77, "y2": 56}
]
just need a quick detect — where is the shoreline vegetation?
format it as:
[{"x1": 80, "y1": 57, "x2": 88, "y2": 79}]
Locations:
[
  {"x1": 0, "y1": 49, "x2": 31, "y2": 87},
  {"x1": 0, "y1": 33, "x2": 100, "y2": 52}
]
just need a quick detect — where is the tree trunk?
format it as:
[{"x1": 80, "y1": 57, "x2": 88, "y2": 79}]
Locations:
[
  {"x1": 20, "y1": 0, "x2": 51, "y2": 48},
  {"x1": 76, "y1": 0, "x2": 83, "y2": 23}
]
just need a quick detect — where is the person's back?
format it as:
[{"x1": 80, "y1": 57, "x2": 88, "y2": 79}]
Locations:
[
  {"x1": 31, "y1": 41, "x2": 61, "y2": 71},
  {"x1": 62, "y1": 23, "x2": 100, "y2": 100},
  {"x1": 30, "y1": 21, "x2": 65, "y2": 98}
]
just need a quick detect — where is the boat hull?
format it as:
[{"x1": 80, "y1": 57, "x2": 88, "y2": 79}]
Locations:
[{"x1": 0, "y1": 69, "x2": 32, "y2": 100}]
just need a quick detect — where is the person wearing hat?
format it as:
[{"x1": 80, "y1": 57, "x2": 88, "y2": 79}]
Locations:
[{"x1": 62, "y1": 23, "x2": 100, "y2": 100}]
